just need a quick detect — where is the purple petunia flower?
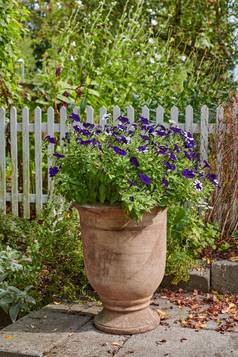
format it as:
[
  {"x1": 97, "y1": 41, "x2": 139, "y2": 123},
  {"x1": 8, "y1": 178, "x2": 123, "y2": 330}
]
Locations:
[
  {"x1": 118, "y1": 116, "x2": 130, "y2": 124},
  {"x1": 170, "y1": 153, "x2": 177, "y2": 161},
  {"x1": 81, "y1": 129, "x2": 91, "y2": 137},
  {"x1": 154, "y1": 130, "x2": 167, "y2": 137},
  {"x1": 184, "y1": 137, "x2": 196, "y2": 149},
  {"x1": 158, "y1": 145, "x2": 168, "y2": 155},
  {"x1": 53, "y1": 152, "x2": 65, "y2": 159},
  {"x1": 162, "y1": 178, "x2": 169, "y2": 187},
  {"x1": 163, "y1": 161, "x2": 176, "y2": 171},
  {"x1": 138, "y1": 173, "x2": 151, "y2": 185},
  {"x1": 140, "y1": 135, "x2": 150, "y2": 141},
  {"x1": 95, "y1": 128, "x2": 102, "y2": 135},
  {"x1": 69, "y1": 113, "x2": 80, "y2": 122},
  {"x1": 49, "y1": 166, "x2": 59, "y2": 177},
  {"x1": 184, "y1": 151, "x2": 193, "y2": 161},
  {"x1": 83, "y1": 122, "x2": 95, "y2": 129},
  {"x1": 112, "y1": 146, "x2": 127, "y2": 156},
  {"x1": 139, "y1": 116, "x2": 149, "y2": 125},
  {"x1": 117, "y1": 124, "x2": 127, "y2": 131},
  {"x1": 137, "y1": 145, "x2": 148, "y2": 153},
  {"x1": 73, "y1": 125, "x2": 81, "y2": 133},
  {"x1": 130, "y1": 157, "x2": 139, "y2": 168},
  {"x1": 207, "y1": 173, "x2": 219, "y2": 186},
  {"x1": 45, "y1": 135, "x2": 56, "y2": 144},
  {"x1": 171, "y1": 127, "x2": 182, "y2": 134},
  {"x1": 203, "y1": 160, "x2": 211, "y2": 169},
  {"x1": 182, "y1": 169, "x2": 195, "y2": 178},
  {"x1": 174, "y1": 144, "x2": 181, "y2": 153},
  {"x1": 194, "y1": 180, "x2": 203, "y2": 191}
]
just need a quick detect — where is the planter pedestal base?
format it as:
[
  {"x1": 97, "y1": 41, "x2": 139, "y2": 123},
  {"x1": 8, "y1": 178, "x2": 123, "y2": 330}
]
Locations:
[{"x1": 94, "y1": 307, "x2": 160, "y2": 335}]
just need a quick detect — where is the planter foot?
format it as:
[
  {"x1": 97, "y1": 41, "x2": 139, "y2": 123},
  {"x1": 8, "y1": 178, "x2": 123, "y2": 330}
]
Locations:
[{"x1": 94, "y1": 307, "x2": 160, "y2": 335}]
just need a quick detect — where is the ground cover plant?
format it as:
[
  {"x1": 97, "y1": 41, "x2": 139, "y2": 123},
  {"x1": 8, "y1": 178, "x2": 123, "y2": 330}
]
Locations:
[{"x1": 0, "y1": 197, "x2": 87, "y2": 321}]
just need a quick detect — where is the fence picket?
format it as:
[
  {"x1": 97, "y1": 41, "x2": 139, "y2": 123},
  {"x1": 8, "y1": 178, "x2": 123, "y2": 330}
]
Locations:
[
  {"x1": 185, "y1": 105, "x2": 193, "y2": 132},
  {"x1": 170, "y1": 105, "x2": 179, "y2": 124},
  {"x1": 99, "y1": 107, "x2": 107, "y2": 128},
  {"x1": 200, "y1": 105, "x2": 209, "y2": 162},
  {"x1": 86, "y1": 105, "x2": 94, "y2": 124},
  {"x1": 156, "y1": 105, "x2": 164, "y2": 125},
  {"x1": 10, "y1": 107, "x2": 18, "y2": 215},
  {"x1": 35, "y1": 107, "x2": 43, "y2": 215},
  {"x1": 142, "y1": 105, "x2": 150, "y2": 120},
  {"x1": 113, "y1": 106, "x2": 121, "y2": 123},
  {"x1": 22, "y1": 108, "x2": 30, "y2": 218},
  {"x1": 60, "y1": 106, "x2": 67, "y2": 146},
  {"x1": 47, "y1": 107, "x2": 55, "y2": 195},
  {"x1": 0, "y1": 108, "x2": 6, "y2": 213},
  {"x1": 127, "y1": 105, "x2": 134, "y2": 123}
]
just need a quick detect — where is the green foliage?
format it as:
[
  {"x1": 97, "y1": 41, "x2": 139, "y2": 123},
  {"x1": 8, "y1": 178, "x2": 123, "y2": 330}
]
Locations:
[
  {"x1": 0, "y1": 197, "x2": 87, "y2": 320},
  {"x1": 54, "y1": 117, "x2": 214, "y2": 220},
  {"x1": 166, "y1": 204, "x2": 219, "y2": 283},
  {"x1": 0, "y1": 246, "x2": 35, "y2": 322},
  {"x1": 18, "y1": 0, "x2": 238, "y2": 112},
  {"x1": 0, "y1": 1, "x2": 28, "y2": 105}
]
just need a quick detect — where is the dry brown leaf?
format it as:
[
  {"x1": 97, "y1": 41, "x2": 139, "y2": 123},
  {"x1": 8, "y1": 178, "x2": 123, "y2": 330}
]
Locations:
[
  {"x1": 156, "y1": 309, "x2": 168, "y2": 320},
  {"x1": 3, "y1": 335, "x2": 13, "y2": 341}
]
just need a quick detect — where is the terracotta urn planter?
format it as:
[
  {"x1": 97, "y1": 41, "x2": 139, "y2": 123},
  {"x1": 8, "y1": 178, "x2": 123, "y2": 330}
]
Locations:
[{"x1": 78, "y1": 205, "x2": 167, "y2": 335}]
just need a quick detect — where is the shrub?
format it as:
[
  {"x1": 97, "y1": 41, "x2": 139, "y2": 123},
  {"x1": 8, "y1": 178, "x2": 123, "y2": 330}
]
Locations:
[{"x1": 0, "y1": 197, "x2": 87, "y2": 320}]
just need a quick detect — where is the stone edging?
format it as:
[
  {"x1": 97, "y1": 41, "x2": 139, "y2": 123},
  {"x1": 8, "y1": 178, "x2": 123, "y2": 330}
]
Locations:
[{"x1": 160, "y1": 260, "x2": 238, "y2": 293}]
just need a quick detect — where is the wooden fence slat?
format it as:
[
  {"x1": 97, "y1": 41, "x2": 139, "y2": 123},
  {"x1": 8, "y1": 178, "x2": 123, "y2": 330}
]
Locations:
[
  {"x1": 0, "y1": 108, "x2": 6, "y2": 213},
  {"x1": 156, "y1": 105, "x2": 164, "y2": 124},
  {"x1": 47, "y1": 107, "x2": 55, "y2": 195},
  {"x1": 170, "y1": 105, "x2": 179, "y2": 124},
  {"x1": 22, "y1": 107, "x2": 30, "y2": 218},
  {"x1": 127, "y1": 105, "x2": 134, "y2": 123},
  {"x1": 142, "y1": 105, "x2": 150, "y2": 120},
  {"x1": 60, "y1": 106, "x2": 67, "y2": 146},
  {"x1": 113, "y1": 105, "x2": 121, "y2": 123},
  {"x1": 100, "y1": 107, "x2": 107, "y2": 128},
  {"x1": 10, "y1": 107, "x2": 18, "y2": 215},
  {"x1": 35, "y1": 107, "x2": 43, "y2": 215},
  {"x1": 86, "y1": 105, "x2": 94, "y2": 124},
  {"x1": 200, "y1": 105, "x2": 209, "y2": 162},
  {"x1": 185, "y1": 105, "x2": 193, "y2": 132}
]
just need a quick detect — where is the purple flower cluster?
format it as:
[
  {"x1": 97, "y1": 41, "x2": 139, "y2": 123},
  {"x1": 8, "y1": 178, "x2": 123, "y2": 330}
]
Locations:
[{"x1": 48, "y1": 112, "x2": 218, "y2": 194}]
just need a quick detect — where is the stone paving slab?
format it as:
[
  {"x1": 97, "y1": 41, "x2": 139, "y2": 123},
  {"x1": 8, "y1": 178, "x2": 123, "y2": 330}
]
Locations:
[
  {"x1": 0, "y1": 304, "x2": 94, "y2": 357},
  {"x1": 116, "y1": 325, "x2": 238, "y2": 357},
  {"x1": 211, "y1": 260, "x2": 238, "y2": 293}
]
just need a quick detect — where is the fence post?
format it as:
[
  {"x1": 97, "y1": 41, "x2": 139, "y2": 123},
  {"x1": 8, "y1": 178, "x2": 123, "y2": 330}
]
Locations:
[
  {"x1": 35, "y1": 107, "x2": 43, "y2": 215},
  {"x1": 22, "y1": 107, "x2": 30, "y2": 218},
  {"x1": 200, "y1": 105, "x2": 209, "y2": 162},
  {"x1": 0, "y1": 108, "x2": 6, "y2": 213},
  {"x1": 10, "y1": 107, "x2": 18, "y2": 216}
]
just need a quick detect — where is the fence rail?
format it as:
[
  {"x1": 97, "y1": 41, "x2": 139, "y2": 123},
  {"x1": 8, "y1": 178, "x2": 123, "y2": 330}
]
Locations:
[{"x1": 0, "y1": 104, "x2": 223, "y2": 218}]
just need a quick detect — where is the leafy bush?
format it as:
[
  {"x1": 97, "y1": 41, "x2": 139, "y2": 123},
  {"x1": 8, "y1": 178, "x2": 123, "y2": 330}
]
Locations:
[
  {"x1": 0, "y1": 197, "x2": 87, "y2": 320},
  {"x1": 166, "y1": 204, "x2": 218, "y2": 283},
  {"x1": 0, "y1": 246, "x2": 35, "y2": 322}
]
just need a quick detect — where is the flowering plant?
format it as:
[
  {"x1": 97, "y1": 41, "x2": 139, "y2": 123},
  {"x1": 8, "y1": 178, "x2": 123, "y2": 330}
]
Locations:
[{"x1": 48, "y1": 113, "x2": 218, "y2": 220}]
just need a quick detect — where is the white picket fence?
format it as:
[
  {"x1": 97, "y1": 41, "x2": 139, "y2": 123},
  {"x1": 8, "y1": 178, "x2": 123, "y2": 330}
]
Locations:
[{"x1": 0, "y1": 104, "x2": 224, "y2": 218}]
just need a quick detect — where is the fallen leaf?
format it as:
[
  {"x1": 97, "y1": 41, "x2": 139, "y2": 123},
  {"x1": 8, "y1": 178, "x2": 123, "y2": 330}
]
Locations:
[
  {"x1": 3, "y1": 335, "x2": 13, "y2": 341},
  {"x1": 156, "y1": 309, "x2": 168, "y2": 320}
]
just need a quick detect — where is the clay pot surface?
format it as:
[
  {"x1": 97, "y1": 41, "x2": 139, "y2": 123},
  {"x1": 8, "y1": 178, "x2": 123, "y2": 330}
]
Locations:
[{"x1": 78, "y1": 205, "x2": 167, "y2": 334}]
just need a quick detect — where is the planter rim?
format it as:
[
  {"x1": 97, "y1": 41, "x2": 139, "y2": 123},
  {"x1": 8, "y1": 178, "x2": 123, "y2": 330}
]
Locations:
[{"x1": 74, "y1": 203, "x2": 167, "y2": 215}]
